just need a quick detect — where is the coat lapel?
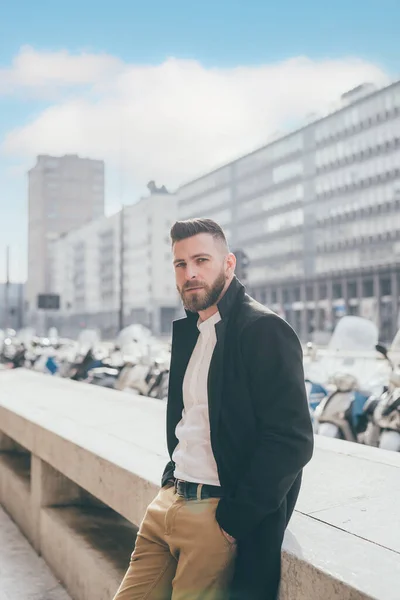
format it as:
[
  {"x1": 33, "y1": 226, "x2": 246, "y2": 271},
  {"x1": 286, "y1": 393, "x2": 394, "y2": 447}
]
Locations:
[{"x1": 208, "y1": 318, "x2": 227, "y2": 439}]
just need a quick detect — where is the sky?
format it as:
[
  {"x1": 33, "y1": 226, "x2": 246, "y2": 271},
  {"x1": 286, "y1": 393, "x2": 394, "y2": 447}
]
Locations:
[{"x1": 0, "y1": 0, "x2": 399, "y2": 281}]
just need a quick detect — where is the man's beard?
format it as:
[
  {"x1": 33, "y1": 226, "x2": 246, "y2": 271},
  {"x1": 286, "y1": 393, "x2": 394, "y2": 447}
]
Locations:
[{"x1": 179, "y1": 270, "x2": 227, "y2": 313}]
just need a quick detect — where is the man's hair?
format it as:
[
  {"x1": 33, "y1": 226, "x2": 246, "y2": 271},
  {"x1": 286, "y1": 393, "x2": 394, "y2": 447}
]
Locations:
[{"x1": 170, "y1": 218, "x2": 228, "y2": 248}]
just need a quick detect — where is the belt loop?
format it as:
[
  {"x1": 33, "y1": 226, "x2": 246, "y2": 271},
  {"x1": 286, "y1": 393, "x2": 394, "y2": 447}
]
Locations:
[{"x1": 197, "y1": 484, "x2": 203, "y2": 501}]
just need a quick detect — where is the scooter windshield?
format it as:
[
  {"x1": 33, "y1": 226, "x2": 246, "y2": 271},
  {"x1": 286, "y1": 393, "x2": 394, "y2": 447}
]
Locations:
[
  {"x1": 327, "y1": 316, "x2": 378, "y2": 352},
  {"x1": 306, "y1": 316, "x2": 387, "y2": 392}
]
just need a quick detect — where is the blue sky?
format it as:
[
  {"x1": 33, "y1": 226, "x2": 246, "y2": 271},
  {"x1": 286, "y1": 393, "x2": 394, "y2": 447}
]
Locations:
[{"x1": 0, "y1": 0, "x2": 399, "y2": 281}]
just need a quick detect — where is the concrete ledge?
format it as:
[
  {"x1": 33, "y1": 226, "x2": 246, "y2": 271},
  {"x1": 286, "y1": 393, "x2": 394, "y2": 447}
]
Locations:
[{"x1": 1, "y1": 369, "x2": 400, "y2": 600}]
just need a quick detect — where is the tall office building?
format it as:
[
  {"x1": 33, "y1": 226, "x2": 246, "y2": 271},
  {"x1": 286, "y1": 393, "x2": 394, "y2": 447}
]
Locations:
[
  {"x1": 26, "y1": 154, "x2": 105, "y2": 324},
  {"x1": 178, "y1": 80, "x2": 400, "y2": 342}
]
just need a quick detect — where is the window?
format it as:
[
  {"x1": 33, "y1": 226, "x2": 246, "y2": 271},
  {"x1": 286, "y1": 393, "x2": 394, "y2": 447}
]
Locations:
[
  {"x1": 348, "y1": 282, "x2": 357, "y2": 298},
  {"x1": 319, "y1": 283, "x2": 327, "y2": 299},
  {"x1": 237, "y1": 184, "x2": 304, "y2": 220},
  {"x1": 363, "y1": 279, "x2": 374, "y2": 297},
  {"x1": 272, "y1": 161, "x2": 303, "y2": 184},
  {"x1": 333, "y1": 283, "x2": 343, "y2": 299},
  {"x1": 178, "y1": 168, "x2": 231, "y2": 203},
  {"x1": 179, "y1": 187, "x2": 231, "y2": 217},
  {"x1": 236, "y1": 172, "x2": 271, "y2": 199},
  {"x1": 206, "y1": 208, "x2": 231, "y2": 226},
  {"x1": 265, "y1": 208, "x2": 304, "y2": 233},
  {"x1": 235, "y1": 134, "x2": 303, "y2": 177},
  {"x1": 381, "y1": 278, "x2": 391, "y2": 296},
  {"x1": 236, "y1": 147, "x2": 272, "y2": 178}
]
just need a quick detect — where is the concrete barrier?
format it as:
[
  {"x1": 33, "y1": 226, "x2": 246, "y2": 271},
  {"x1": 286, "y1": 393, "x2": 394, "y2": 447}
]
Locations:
[{"x1": 0, "y1": 369, "x2": 399, "y2": 600}]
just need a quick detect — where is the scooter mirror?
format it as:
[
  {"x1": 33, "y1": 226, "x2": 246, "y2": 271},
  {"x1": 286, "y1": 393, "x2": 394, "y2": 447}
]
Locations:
[{"x1": 376, "y1": 343, "x2": 388, "y2": 358}]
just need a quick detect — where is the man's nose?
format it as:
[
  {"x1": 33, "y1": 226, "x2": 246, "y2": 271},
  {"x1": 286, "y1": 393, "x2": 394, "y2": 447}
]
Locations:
[{"x1": 185, "y1": 264, "x2": 198, "y2": 280}]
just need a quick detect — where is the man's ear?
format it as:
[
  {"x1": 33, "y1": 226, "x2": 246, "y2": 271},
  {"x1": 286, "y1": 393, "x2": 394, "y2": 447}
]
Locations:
[{"x1": 227, "y1": 252, "x2": 237, "y2": 275}]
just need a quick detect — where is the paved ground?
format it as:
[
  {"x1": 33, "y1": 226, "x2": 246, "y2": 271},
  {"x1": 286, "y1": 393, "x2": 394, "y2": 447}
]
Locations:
[{"x1": 0, "y1": 506, "x2": 71, "y2": 600}]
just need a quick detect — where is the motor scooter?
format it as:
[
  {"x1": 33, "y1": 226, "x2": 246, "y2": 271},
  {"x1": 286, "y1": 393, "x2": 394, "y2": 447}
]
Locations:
[
  {"x1": 364, "y1": 344, "x2": 400, "y2": 451},
  {"x1": 314, "y1": 373, "x2": 370, "y2": 441}
]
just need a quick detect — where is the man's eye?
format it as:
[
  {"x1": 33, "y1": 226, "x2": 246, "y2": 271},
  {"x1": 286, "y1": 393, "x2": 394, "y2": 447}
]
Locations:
[
  {"x1": 197, "y1": 258, "x2": 207, "y2": 263},
  {"x1": 175, "y1": 263, "x2": 185, "y2": 268}
]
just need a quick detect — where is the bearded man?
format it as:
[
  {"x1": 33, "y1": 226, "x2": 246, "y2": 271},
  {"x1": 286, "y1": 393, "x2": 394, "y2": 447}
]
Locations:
[{"x1": 113, "y1": 218, "x2": 313, "y2": 600}]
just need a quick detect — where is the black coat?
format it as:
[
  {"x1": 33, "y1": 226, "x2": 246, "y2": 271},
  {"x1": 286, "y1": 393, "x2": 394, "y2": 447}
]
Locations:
[{"x1": 162, "y1": 277, "x2": 314, "y2": 599}]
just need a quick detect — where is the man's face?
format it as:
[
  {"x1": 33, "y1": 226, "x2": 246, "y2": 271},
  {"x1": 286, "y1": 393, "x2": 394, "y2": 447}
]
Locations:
[{"x1": 173, "y1": 233, "x2": 233, "y2": 313}]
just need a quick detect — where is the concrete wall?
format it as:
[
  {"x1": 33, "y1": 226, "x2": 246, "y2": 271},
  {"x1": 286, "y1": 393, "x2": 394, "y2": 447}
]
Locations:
[{"x1": 0, "y1": 370, "x2": 399, "y2": 600}]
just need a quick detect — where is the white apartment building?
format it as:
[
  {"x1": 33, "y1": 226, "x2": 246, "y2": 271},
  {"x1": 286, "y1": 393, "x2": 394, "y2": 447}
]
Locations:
[
  {"x1": 27, "y1": 154, "x2": 105, "y2": 326},
  {"x1": 49, "y1": 191, "x2": 178, "y2": 338}
]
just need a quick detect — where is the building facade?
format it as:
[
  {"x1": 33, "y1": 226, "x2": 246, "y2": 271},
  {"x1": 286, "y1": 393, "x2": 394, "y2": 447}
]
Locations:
[
  {"x1": 0, "y1": 283, "x2": 25, "y2": 332},
  {"x1": 177, "y1": 81, "x2": 400, "y2": 343},
  {"x1": 27, "y1": 154, "x2": 105, "y2": 328},
  {"x1": 49, "y1": 191, "x2": 178, "y2": 339}
]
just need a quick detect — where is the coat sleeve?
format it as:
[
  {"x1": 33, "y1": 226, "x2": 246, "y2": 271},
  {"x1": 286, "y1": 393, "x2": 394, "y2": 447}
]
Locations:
[{"x1": 216, "y1": 314, "x2": 314, "y2": 540}]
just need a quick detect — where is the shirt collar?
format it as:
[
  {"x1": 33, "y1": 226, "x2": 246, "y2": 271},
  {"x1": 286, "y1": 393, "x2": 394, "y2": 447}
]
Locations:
[{"x1": 197, "y1": 310, "x2": 221, "y2": 332}]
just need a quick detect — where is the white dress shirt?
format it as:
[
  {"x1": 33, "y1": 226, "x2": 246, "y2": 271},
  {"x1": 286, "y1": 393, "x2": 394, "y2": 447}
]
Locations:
[{"x1": 172, "y1": 310, "x2": 221, "y2": 486}]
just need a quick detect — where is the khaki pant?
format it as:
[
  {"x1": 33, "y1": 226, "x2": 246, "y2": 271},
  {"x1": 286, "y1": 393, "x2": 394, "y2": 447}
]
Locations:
[{"x1": 113, "y1": 484, "x2": 237, "y2": 600}]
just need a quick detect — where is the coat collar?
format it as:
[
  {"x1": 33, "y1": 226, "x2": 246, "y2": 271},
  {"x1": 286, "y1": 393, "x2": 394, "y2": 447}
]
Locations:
[{"x1": 183, "y1": 276, "x2": 245, "y2": 323}]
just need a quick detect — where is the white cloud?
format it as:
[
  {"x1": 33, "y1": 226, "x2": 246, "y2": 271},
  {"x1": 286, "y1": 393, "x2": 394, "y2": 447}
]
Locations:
[
  {"x1": 0, "y1": 46, "x2": 123, "y2": 94},
  {"x1": 1, "y1": 48, "x2": 389, "y2": 192}
]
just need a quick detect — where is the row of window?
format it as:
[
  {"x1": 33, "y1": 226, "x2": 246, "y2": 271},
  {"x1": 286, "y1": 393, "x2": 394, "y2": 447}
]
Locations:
[
  {"x1": 178, "y1": 167, "x2": 232, "y2": 204},
  {"x1": 315, "y1": 150, "x2": 400, "y2": 196},
  {"x1": 236, "y1": 171, "x2": 271, "y2": 199},
  {"x1": 314, "y1": 87, "x2": 400, "y2": 143},
  {"x1": 236, "y1": 160, "x2": 304, "y2": 200},
  {"x1": 273, "y1": 160, "x2": 304, "y2": 184},
  {"x1": 178, "y1": 186, "x2": 231, "y2": 217},
  {"x1": 317, "y1": 211, "x2": 400, "y2": 246},
  {"x1": 236, "y1": 208, "x2": 304, "y2": 243},
  {"x1": 235, "y1": 133, "x2": 304, "y2": 178},
  {"x1": 315, "y1": 243, "x2": 400, "y2": 274},
  {"x1": 237, "y1": 184, "x2": 304, "y2": 220},
  {"x1": 315, "y1": 120, "x2": 400, "y2": 168},
  {"x1": 248, "y1": 259, "x2": 304, "y2": 284},
  {"x1": 205, "y1": 207, "x2": 231, "y2": 227},
  {"x1": 245, "y1": 234, "x2": 303, "y2": 261},
  {"x1": 316, "y1": 182, "x2": 400, "y2": 222}
]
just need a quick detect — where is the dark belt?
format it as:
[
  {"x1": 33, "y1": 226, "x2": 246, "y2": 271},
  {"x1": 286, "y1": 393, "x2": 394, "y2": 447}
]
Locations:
[{"x1": 174, "y1": 479, "x2": 223, "y2": 500}]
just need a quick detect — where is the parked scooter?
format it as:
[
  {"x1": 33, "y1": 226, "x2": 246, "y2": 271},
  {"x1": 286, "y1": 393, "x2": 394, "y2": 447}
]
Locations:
[
  {"x1": 115, "y1": 359, "x2": 169, "y2": 400},
  {"x1": 364, "y1": 344, "x2": 400, "y2": 452},
  {"x1": 314, "y1": 372, "x2": 370, "y2": 441},
  {"x1": 305, "y1": 378, "x2": 328, "y2": 431},
  {"x1": 86, "y1": 364, "x2": 126, "y2": 388}
]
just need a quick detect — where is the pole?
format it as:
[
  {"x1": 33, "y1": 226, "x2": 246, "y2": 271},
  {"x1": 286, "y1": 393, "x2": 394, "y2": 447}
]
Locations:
[
  {"x1": 118, "y1": 121, "x2": 125, "y2": 334},
  {"x1": 18, "y1": 281, "x2": 23, "y2": 330},
  {"x1": 118, "y1": 206, "x2": 124, "y2": 332},
  {"x1": 4, "y1": 246, "x2": 10, "y2": 329}
]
